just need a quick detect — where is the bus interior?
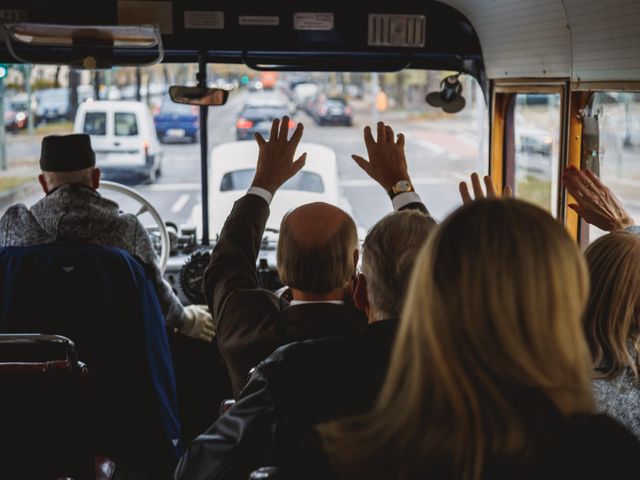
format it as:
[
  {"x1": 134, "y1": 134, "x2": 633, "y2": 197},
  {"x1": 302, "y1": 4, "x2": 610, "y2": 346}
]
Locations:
[{"x1": 0, "y1": 0, "x2": 638, "y2": 478}]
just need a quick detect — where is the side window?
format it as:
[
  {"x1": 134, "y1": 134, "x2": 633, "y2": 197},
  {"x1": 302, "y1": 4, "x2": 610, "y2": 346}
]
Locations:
[
  {"x1": 512, "y1": 93, "x2": 561, "y2": 214},
  {"x1": 83, "y1": 111, "x2": 106, "y2": 135},
  {"x1": 114, "y1": 112, "x2": 139, "y2": 136},
  {"x1": 589, "y1": 92, "x2": 640, "y2": 240}
]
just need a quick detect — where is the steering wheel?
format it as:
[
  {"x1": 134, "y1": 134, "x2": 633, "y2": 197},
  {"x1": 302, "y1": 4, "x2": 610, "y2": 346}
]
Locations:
[{"x1": 100, "y1": 180, "x2": 170, "y2": 273}]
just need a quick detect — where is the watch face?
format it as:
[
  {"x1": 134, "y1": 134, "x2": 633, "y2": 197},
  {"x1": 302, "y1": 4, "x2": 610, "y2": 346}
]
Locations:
[{"x1": 394, "y1": 180, "x2": 412, "y2": 192}]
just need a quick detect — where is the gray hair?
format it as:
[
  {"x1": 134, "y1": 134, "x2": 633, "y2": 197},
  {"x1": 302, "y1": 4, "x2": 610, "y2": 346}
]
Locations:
[
  {"x1": 42, "y1": 167, "x2": 94, "y2": 190},
  {"x1": 362, "y1": 210, "x2": 436, "y2": 320}
]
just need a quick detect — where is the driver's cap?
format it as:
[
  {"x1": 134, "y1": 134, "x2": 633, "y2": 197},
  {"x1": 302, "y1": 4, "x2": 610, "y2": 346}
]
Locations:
[{"x1": 40, "y1": 134, "x2": 96, "y2": 172}]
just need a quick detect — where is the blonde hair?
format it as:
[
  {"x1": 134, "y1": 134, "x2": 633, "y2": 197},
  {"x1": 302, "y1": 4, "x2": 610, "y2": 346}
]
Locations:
[
  {"x1": 42, "y1": 167, "x2": 94, "y2": 190},
  {"x1": 584, "y1": 231, "x2": 640, "y2": 381},
  {"x1": 319, "y1": 199, "x2": 594, "y2": 480}
]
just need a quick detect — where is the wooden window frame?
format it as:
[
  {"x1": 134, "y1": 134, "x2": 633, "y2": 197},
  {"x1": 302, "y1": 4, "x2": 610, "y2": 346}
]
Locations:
[
  {"x1": 570, "y1": 82, "x2": 640, "y2": 246},
  {"x1": 490, "y1": 80, "x2": 570, "y2": 223}
]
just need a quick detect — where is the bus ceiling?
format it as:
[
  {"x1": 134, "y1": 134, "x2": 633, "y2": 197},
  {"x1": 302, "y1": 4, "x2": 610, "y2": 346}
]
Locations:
[
  {"x1": 0, "y1": 1, "x2": 638, "y2": 84},
  {"x1": 0, "y1": 1, "x2": 485, "y2": 84}
]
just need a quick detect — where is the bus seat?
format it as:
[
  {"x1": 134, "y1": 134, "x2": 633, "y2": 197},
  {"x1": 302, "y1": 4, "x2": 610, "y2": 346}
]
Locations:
[
  {"x1": 0, "y1": 243, "x2": 183, "y2": 476},
  {"x1": 0, "y1": 334, "x2": 93, "y2": 479}
]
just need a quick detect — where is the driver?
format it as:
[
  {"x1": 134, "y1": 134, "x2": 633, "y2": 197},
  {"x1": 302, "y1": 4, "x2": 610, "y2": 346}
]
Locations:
[{"x1": 0, "y1": 133, "x2": 214, "y2": 342}]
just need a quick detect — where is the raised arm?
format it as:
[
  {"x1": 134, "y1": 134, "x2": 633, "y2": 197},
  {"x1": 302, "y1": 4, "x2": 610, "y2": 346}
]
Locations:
[
  {"x1": 459, "y1": 172, "x2": 512, "y2": 204},
  {"x1": 563, "y1": 166, "x2": 634, "y2": 232},
  {"x1": 352, "y1": 121, "x2": 429, "y2": 214},
  {"x1": 204, "y1": 117, "x2": 306, "y2": 322}
]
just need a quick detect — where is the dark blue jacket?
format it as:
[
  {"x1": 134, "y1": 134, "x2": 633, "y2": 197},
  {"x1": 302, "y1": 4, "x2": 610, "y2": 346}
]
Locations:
[{"x1": 0, "y1": 243, "x2": 183, "y2": 475}]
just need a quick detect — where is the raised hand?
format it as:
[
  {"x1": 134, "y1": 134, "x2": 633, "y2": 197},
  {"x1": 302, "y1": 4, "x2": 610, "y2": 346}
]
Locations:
[
  {"x1": 251, "y1": 116, "x2": 306, "y2": 194},
  {"x1": 459, "y1": 172, "x2": 512, "y2": 205},
  {"x1": 352, "y1": 121, "x2": 410, "y2": 191},
  {"x1": 563, "y1": 166, "x2": 634, "y2": 231}
]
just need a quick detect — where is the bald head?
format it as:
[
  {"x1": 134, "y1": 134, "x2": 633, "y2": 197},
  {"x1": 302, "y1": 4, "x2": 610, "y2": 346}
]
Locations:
[
  {"x1": 284, "y1": 202, "x2": 353, "y2": 248},
  {"x1": 277, "y1": 202, "x2": 358, "y2": 294}
]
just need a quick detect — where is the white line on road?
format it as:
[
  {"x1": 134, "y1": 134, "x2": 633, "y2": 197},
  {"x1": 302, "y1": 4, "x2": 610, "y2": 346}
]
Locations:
[
  {"x1": 147, "y1": 183, "x2": 201, "y2": 192},
  {"x1": 414, "y1": 140, "x2": 446, "y2": 155},
  {"x1": 171, "y1": 194, "x2": 190, "y2": 213},
  {"x1": 339, "y1": 177, "x2": 451, "y2": 188},
  {"x1": 454, "y1": 133, "x2": 480, "y2": 147}
]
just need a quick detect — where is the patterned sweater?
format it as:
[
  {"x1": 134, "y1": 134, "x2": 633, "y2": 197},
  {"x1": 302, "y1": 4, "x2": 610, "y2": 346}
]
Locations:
[
  {"x1": 0, "y1": 183, "x2": 186, "y2": 328},
  {"x1": 593, "y1": 368, "x2": 640, "y2": 438}
]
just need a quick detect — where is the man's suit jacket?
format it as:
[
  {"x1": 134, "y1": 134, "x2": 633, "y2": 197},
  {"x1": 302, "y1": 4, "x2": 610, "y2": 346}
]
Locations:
[
  {"x1": 174, "y1": 318, "x2": 399, "y2": 480},
  {"x1": 204, "y1": 194, "x2": 365, "y2": 396}
]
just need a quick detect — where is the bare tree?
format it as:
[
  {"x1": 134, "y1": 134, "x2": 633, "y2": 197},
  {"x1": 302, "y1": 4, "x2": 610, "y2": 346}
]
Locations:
[{"x1": 68, "y1": 69, "x2": 79, "y2": 121}]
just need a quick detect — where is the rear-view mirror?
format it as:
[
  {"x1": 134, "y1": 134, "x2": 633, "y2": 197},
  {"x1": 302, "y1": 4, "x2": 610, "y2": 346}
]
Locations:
[{"x1": 169, "y1": 86, "x2": 229, "y2": 107}]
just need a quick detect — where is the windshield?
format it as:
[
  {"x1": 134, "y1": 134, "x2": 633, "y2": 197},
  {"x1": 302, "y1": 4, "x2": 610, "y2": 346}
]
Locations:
[{"x1": 0, "y1": 64, "x2": 488, "y2": 242}]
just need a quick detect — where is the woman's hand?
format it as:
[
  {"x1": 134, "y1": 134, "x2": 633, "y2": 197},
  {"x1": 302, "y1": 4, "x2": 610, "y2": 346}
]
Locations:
[
  {"x1": 459, "y1": 172, "x2": 512, "y2": 204},
  {"x1": 563, "y1": 166, "x2": 634, "y2": 231}
]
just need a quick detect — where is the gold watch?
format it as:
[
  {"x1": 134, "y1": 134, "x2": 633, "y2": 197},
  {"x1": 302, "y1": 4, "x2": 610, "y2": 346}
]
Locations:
[{"x1": 388, "y1": 179, "x2": 414, "y2": 198}]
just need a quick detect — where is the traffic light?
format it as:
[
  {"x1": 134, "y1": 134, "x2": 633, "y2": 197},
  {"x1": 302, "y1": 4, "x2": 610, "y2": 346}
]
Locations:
[
  {"x1": 0, "y1": 64, "x2": 8, "y2": 80},
  {"x1": 241, "y1": 75, "x2": 249, "y2": 85}
]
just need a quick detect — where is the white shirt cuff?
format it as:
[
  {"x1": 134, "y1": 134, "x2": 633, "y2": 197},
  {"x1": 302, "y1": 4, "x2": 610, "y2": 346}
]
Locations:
[
  {"x1": 392, "y1": 191, "x2": 423, "y2": 212},
  {"x1": 247, "y1": 187, "x2": 273, "y2": 205}
]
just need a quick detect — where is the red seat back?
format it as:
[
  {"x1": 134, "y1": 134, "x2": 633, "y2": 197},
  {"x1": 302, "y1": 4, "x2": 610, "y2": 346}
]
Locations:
[{"x1": 0, "y1": 334, "x2": 93, "y2": 479}]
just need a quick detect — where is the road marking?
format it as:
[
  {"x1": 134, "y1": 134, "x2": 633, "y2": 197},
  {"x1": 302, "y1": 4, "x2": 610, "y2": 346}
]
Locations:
[
  {"x1": 171, "y1": 194, "x2": 190, "y2": 213},
  {"x1": 339, "y1": 177, "x2": 451, "y2": 188},
  {"x1": 147, "y1": 183, "x2": 201, "y2": 192},
  {"x1": 455, "y1": 133, "x2": 480, "y2": 147},
  {"x1": 414, "y1": 139, "x2": 445, "y2": 155}
]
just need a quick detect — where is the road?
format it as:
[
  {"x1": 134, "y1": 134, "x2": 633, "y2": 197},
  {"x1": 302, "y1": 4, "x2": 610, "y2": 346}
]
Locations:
[{"x1": 7, "y1": 90, "x2": 484, "y2": 236}]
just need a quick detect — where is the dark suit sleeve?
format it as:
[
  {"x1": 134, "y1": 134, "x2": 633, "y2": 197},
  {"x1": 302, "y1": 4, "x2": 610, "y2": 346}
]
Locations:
[
  {"x1": 204, "y1": 194, "x2": 270, "y2": 328},
  {"x1": 174, "y1": 360, "x2": 278, "y2": 480}
]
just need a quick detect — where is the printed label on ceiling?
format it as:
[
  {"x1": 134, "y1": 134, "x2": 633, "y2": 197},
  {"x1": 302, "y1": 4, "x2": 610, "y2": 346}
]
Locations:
[
  {"x1": 368, "y1": 14, "x2": 426, "y2": 48},
  {"x1": 184, "y1": 11, "x2": 224, "y2": 29},
  {"x1": 118, "y1": 1, "x2": 173, "y2": 34},
  {"x1": 293, "y1": 12, "x2": 334, "y2": 31},
  {"x1": 238, "y1": 16, "x2": 280, "y2": 27}
]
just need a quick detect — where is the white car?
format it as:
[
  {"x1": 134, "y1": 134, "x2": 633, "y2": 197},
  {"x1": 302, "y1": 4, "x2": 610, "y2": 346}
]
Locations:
[
  {"x1": 208, "y1": 141, "x2": 340, "y2": 237},
  {"x1": 74, "y1": 100, "x2": 162, "y2": 183}
]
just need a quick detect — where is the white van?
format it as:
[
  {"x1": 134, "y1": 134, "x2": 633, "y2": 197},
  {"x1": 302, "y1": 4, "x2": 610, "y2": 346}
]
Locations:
[{"x1": 74, "y1": 100, "x2": 162, "y2": 183}]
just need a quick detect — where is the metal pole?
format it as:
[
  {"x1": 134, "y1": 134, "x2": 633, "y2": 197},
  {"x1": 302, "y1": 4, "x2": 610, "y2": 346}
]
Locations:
[
  {"x1": 371, "y1": 72, "x2": 379, "y2": 124},
  {"x1": 26, "y1": 64, "x2": 34, "y2": 136},
  {"x1": 135, "y1": 67, "x2": 142, "y2": 102},
  {"x1": 197, "y1": 53, "x2": 210, "y2": 246},
  {"x1": 0, "y1": 79, "x2": 6, "y2": 170}
]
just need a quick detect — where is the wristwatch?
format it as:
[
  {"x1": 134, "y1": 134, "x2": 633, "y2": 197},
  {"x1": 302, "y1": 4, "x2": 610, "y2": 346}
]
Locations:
[{"x1": 388, "y1": 179, "x2": 414, "y2": 198}]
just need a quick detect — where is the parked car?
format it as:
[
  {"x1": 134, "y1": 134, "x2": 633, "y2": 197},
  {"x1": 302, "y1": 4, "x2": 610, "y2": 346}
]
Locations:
[
  {"x1": 74, "y1": 100, "x2": 162, "y2": 183},
  {"x1": 235, "y1": 99, "x2": 295, "y2": 141},
  {"x1": 35, "y1": 88, "x2": 69, "y2": 123},
  {"x1": 622, "y1": 118, "x2": 640, "y2": 149},
  {"x1": 4, "y1": 96, "x2": 29, "y2": 132},
  {"x1": 313, "y1": 96, "x2": 353, "y2": 126},
  {"x1": 154, "y1": 97, "x2": 199, "y2": 143},
  {"x1": 34, "y1": 86, "x2": 94, "y2": 124},
  {"x1": 209, "y1": 141, "x2": 340, "y2": 235}
]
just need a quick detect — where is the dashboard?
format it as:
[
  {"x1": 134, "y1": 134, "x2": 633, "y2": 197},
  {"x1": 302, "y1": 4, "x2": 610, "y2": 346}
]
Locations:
[{"x1": 152, "y1": 224, "x2": 282, "y2": 305}]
